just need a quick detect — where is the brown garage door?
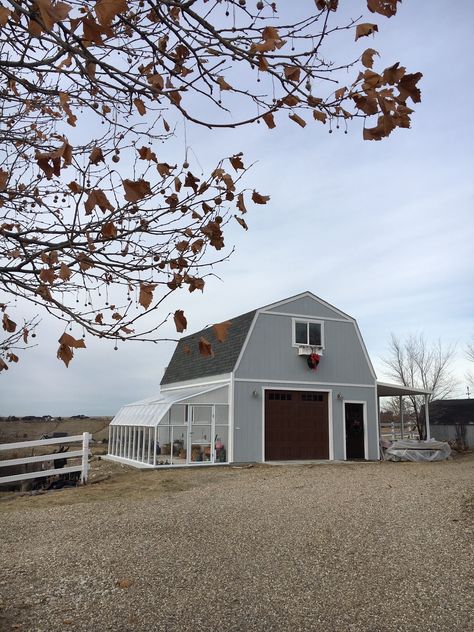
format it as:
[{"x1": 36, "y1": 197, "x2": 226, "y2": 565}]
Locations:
[{"x1": 265, "y1": 390, "x2": 329, "y2": 460}]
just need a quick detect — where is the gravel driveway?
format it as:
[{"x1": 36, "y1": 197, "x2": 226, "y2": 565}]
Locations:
[{"x1": 1, "y1": 455, "x2": 473, "y2": 632}]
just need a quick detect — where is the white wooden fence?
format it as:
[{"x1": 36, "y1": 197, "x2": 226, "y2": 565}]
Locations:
[{"x1": 0, "y1": 433, "x2": 91, "y2": 486}]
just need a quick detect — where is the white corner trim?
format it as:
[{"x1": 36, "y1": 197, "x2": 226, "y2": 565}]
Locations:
[{"x1": 229, "y1": 372, "x2": 235, "y2": 463}]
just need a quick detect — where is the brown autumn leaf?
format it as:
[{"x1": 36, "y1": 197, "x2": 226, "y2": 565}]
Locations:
[
  {"x1": 199, "y1": 337, "x2": 214, "y2": 357},
  {"x1": 281, "y1": 94, "x2": 300, "y2": 107},
  {"x1": 123, "y1": 179, "x2": 152, "y2": 202},
  {"x1": 36, "y1": 0, "x2": 72, "y2": 32},
  {"x1": 138, "y1": 146, "x2": 157, "y2": 162},
  {"x1": 383, "y1": 62, "x2": 406, "y2": 85},
  {"x1": 7, "y1": 352, "x2": 19, "y2": 363},
  {"x1": 289, "y1": 113, "x2": 306, "y2": 128},
  {"x1": 68, "y1": 181, "x2": 82, "y2": 194},
  {"x1": 90, "y1": 146, "x2": 105, "y2": 165},
  {"x1": 234, "y1": 216, "x2": 248, "y2": 230},
  {"x1": 2, "y1": 313, "x2": 16, "y2": 333},
  {"x1": 217, "y1": 76, "x2": 232, "y2": 91},
  {"x1": 111, "y1": 312, "x2": 122, "y2": 320},
  {"x1": 252, "y1": 191, "x2": 270, "y2": 204},
  {"x1": 134, "y1": 98, "x2": 146, "y2": 115},
  {"x1": 284, "y1": 66, "x2": 301, "y2": 82},
  {"x1": 361, "y1": 48, "x2": 379, "y2": 69},
  {"x1": 213, "y1": 321, "x2": 231, "y2": 343},
  {"x1": 59, "y1": 92, "x2": 77, "y2": 126},
  {"x1": 39, "y1": 268, "x2": 56, "y2": 284},
  {"x1": 23, "y1": 328, "x2": 29, "y2": 344},
  {"x1": 173, "y1": 309, "x2": 187, "y2": 333},
  {"x1": 353, "y1": 94, "x2": 379, "y2": 115},
  {"x1": 59, "y1": 263, "x2": 72, "y2": 281},
  {"x1": 116, "y1": 578, "x2": 133, "y2": 589},
  {"x1": 84, "y1": 189, "x2": 114, "y2": 215},
  {"x1": 148, "y1": 73, "x2": 164, "y2": 90},
  {"x1": 36, "y1": 285, "x2": 53, "y2": 301},
  {"x1": 58, "y1": 332, "x2": 86, "y2": 349},
  {"x1": 230, "y1": 154, "x2": 244, "y2": 171},
  {"x1": 367, "y1": 0, "x2": 399, "y2": 18},
  {"x1": 95, "y1": 313, "x2": 104, "y2": 324},
  {"x1": 139, "y1": 283, "x2": 156, "y2": 310},
  {"x1": 0, "y1": 358, "x2": 9, "y2": 372},
  {"x1": 95, "y1": 0, "x2": 127, "y2": 27},
  {"x1": 0, "y1": 168, "x2": 8, "y2": 191},
  {"x1": 262, "y1": 112, "x2": 276, "y2": 129},
  {"x1": 0, "y1": 6, "x2": 11, "y2": 27},
  {"x1": 398, "y1": 72, "x2": 423, "y2": 104},
  {"x1": 313, "y1": 110, "x2": 327, "y2": 124},
  {"x1": 187, "y1": 277, "x2": 204, "y2": 292},
  {"x1": 355, "y1": 23, "x2": 378, "y2": 41},
  {"x1": 191, "y1": 239, "x2": 204, "y2": 253},
  {"x1": 101, "y1": 222, "x2": 118, "y2": 239},
  {"x1": 57, "y1": 343, "x2": 73, "y2": 367},
  {"x1": 236, "y1": 192, "x2": 247, "y2": 214}
]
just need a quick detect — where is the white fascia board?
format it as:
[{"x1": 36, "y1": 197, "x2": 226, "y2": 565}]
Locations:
[
  {"x1": 160, "y1": 374, "x2": 232, "y2": 392},
  {"x1": 260, "y1": 291, "x2": 354, "y2": 322},
  {"x1": 376, "y1": 381, "x2": 433, "y2": 396}
]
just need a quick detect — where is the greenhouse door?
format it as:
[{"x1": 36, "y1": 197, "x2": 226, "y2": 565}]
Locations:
[{"x1": 187, "y1": 405, "x2": 214, "y2": 464}]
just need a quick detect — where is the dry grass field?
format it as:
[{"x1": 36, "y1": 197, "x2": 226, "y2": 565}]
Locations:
[
  {"x1": 0, "y1": 417, "x2": 112, "y2": 445},
  {"x1": 0, "y1": 453, "x2": 473, "y2": 632}
]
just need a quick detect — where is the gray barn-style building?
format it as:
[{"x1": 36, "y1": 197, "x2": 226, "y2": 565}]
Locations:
[{"x1": 108, "y1": 292, "x2": 431, "y2": 467}]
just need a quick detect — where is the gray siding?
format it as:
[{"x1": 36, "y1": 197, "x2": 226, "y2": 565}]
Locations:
[
  {"x1": 233, "y1": 381, "x2": 379, "y2": 462},
  {"x1": 266, "y1": 296, "x2": 350, "y2": 320},
  {"x1": 235, "y1": 312, "x2": 374, "y2": 385},
  {"x1": 431, "y1": 424, "x2": 474, "y2": 448},
  {"x1": 181, "y1": 386, "x2": 229, "y2": 405}
]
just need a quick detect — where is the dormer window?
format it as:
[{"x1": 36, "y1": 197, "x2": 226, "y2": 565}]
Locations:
[{"x1": 293, "y1": 319, "x2": 324, "y2": 348}]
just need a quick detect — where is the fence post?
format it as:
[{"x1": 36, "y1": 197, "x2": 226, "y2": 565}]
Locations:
[{"x1": 81, "y1": 432, "x2": 90, "y2": 484}]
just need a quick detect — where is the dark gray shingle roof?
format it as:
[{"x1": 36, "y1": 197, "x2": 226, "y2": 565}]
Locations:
[
  {"x1": 429, "y1": 399, "x2": 474, "y2": 425},
  {"x1": 160, "y1": 310, "x2": 256, "y2": 385}
]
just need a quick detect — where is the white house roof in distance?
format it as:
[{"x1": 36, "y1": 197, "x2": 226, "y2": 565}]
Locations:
[{"x1": 110, "y1": 384, "x2": 228, "y2": 427}]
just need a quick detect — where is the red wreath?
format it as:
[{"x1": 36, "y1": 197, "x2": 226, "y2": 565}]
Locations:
[{"x1": 307, "y1": 353, "x2": 320, "y2": 371}]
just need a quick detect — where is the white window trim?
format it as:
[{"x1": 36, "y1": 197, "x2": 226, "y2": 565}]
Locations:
[{"x1": 291, "y1": 317, "x2": 325, "y2": 349}]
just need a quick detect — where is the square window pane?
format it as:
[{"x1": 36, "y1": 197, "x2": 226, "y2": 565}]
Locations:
[
  {"x1": 309, "y1": 323, "x2": 321, "y2": 346},
  {"x1": 295, "y1": 322, "x2": 307, "y2": 344}
]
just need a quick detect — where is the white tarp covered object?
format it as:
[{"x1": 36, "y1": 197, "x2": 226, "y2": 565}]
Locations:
[
  {"x1": 383, "y1": 439, "x2": 451, "y2": 462},
  {"x1": 110, "y1": 384, "x2": 229, "y2": 428}
]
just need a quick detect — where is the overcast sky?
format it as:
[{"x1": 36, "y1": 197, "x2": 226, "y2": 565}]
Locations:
[{"x1": 1, "y1": 1, "x2": 473, "y2": 416}]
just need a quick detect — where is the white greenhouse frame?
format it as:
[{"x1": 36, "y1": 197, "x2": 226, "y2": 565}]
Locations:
[{"x1": 107, "y1": 385, "x2": 230, "y2": 468}]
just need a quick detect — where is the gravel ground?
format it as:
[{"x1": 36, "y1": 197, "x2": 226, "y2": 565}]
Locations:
[{"x1": 0, "y1": 454, "x2": 473, "y2": 632}]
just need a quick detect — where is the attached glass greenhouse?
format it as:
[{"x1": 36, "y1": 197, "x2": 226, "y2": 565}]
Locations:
[{"x1": 107, "y1": 385, "x2": 229, "y2": 467}]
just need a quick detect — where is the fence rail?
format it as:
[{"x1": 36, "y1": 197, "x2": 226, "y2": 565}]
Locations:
[{"x1": 0, "y1": 433, "x2": 91, "y2": 486}]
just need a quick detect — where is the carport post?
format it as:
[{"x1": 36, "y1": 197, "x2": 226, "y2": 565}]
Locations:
[
  {"x1": 153, "y1": 426, "x2": 157, "y2": 466},
  {"x1": 424, "y1": 395, "x2": 431, "y2": 440},
  {"x1": 399, "y1": 396, "x2": 404, "y2": 440}
]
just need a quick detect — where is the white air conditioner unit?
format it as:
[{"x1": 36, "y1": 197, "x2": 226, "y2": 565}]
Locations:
[{"x1": 297, "y1": 346, "x2": 323, "y2": 356}]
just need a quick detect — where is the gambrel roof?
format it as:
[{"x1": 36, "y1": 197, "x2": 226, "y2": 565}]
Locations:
[
  {"x1": 161, "y1": 309, "x2": 256, "y2": 385},
  {"x1": 160, "y1": 291, "x2": 373, "y2": 386}
]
